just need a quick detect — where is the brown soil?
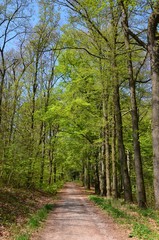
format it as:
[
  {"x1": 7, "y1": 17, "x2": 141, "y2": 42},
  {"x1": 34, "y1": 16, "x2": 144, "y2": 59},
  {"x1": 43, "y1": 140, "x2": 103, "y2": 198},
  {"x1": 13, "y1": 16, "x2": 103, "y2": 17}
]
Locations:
[
  {"x1": 0, "y1": 187, "x2": 53, "y2": 239},
  {"x1": 32, "y1": 182, "x2": 137, "y2": 240}
]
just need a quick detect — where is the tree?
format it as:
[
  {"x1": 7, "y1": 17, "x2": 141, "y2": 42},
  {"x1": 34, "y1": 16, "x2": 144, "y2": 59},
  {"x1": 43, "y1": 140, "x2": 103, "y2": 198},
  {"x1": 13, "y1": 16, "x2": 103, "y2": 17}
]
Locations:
[
  {"x1": 55, "y1": 0, "x2": 134, "y2": 201},
  {"x1": 0, "y1": 0, "x2": 32, "y2": 184},
  {"x1": 116, "y1": 0, "x2": 159, "y2": 209},
  {"x1": 148, "y1": 1, "x2": 159, "y2": 209},
  {"x1": 0, "y1": 0, "x2": 31, "y2": 125},
  {"x1": 120, "y1": 0, "x2": 146, "y2": 208}
]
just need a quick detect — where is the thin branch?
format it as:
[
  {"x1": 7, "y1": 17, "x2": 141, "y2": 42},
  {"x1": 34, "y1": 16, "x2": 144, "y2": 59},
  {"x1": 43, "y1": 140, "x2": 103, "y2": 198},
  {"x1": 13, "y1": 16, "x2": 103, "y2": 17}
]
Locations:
[
  {"x1": 57, "y1": 0, "x2": 112, "y2": 49},
  {"x1": 135, "y1": 52, "x2": 149, "y2": 81},
  {"x1": 136, "y1": 78, "x2": 151, "y2": 83},
  {"x1": 45, "y1": 46, "x2": 108, "y2": 59},
  {"x1": 127, "y1": 28, "x2": 148, "y2": 50},
  {"x1": 119, "y1": 0, "x2": 147, "y2": 50}
]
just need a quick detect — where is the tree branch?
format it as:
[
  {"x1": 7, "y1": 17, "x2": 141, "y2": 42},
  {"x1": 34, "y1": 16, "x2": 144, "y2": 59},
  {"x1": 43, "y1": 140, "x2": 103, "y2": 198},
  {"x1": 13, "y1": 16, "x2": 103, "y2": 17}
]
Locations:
[{"x1": 45, "y1": 46, "x2": 108, "y2": 59}]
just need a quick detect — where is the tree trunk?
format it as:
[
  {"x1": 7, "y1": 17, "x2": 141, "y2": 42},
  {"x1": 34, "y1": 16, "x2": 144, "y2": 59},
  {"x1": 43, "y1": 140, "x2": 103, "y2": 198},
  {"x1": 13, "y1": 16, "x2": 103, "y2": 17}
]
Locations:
[
  {"x1": 114, "y1": 83, "x2": 133, "y2": 202},
  {"x1": 81, "y1": 160, "x2": 85, "y2": 186},
  {"x1": 109, "y1": 0, "x2": 131, "y2": 201},
  {"x1": 27, "y1": 54, "x2": 39, "y2": 187},
  {"x1": 112, "y1": 112, "x2": 118, "y2": 198},
  {"x1": 0, "y1": 49, "x2": 6, "y2": 126},
  {"x1": 105, "y1": 125, "x2": 111, "y2": 197},
  {"x1": 48, "y1": 149, "x2": 53, "y2": 185},
  {"x1": 99, "y1": 142, "x2": 106, "y2": 196},
  {"x1": 120, "y1": 2, "x2": 146, "y2": 208},
  {"x1": 95, "y1": 157, "x2": 100, "y2": 194},
  {"x1": 9, "y1": 68, "x2": 20, "y2": 143},
  {"x1": 48, "y1": 127, "x2": 54, "y2": 185},
  {"x1": 40, "y1": 123, "x2": 46, "y2": 188},
  {"x1": 103, "y1": 97, "x2": 111, "y2": 197},
  {"x1": 54, "y1": 159, "x2": 57, "y2": 183},
  {"x1": 148, "y1": 4, "x2": 159, "y2": 209},
  {"x1": 86, "y1": 157, "x2": 91, "y2": 189},
  {"x1": 112, "y1": 35, "x2": 132, "y2": 201}
]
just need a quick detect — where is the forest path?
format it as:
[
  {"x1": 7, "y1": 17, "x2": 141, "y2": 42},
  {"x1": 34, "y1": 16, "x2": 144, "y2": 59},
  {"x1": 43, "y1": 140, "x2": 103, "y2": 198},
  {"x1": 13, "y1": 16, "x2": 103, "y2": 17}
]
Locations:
[{"x1": 33, "y1": 183, "x2": 136, "y2": 240}]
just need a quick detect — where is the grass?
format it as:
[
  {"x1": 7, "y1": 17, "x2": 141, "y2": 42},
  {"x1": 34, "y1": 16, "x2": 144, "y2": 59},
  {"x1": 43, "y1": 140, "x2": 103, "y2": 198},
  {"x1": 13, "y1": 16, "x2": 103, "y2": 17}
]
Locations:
[
  {"x1": 28, "y1": 204, "x2": 53, "y2": 229},
  {"x1": 90, "y1": 195, "x2": 159, "y2": 240},
  {"x1": 16, "y1": 234, "x2": 30, "y2": 240},
  {"x1": 0, "y1": 186, "x2": 55, "y2": 239},
  {"x1": 130, "y1": 223, "x2": 153, "y2": 240},
  {"x1": 15, "y1": 204, "x2": 53, "y2": 240}
]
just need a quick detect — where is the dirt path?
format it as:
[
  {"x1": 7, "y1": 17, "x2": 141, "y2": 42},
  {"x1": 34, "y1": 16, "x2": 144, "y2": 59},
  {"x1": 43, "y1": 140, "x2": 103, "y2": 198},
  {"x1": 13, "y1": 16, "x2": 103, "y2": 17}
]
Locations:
[{"x1": 33, "y1": 183, "x2": 136, "y2": 240}]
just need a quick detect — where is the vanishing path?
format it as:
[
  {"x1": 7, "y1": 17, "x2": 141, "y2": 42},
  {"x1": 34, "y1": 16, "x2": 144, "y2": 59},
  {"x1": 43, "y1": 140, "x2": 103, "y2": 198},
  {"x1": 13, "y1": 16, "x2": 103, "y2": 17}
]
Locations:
[{"x1": 34, "y1": 183, "x2": 136, "y2": 240}]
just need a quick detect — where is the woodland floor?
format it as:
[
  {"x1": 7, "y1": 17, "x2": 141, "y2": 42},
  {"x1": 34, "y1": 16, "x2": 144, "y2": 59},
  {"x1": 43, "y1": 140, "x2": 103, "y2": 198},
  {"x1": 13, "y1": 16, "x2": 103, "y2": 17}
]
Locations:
[
  {"x1": 0, "y1": 186, "x2": 54, "y2": 239},
  {"x1": 32, "y1": 183, "x2": 137, "y2": 240}
]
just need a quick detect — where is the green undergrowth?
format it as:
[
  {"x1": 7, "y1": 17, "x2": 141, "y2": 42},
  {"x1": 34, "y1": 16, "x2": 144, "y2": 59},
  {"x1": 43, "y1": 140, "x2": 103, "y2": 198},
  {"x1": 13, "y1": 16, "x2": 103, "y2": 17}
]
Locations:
[
  {"x1": 42, "y1": 180, "x2": 65, "y2": 194},
  {"x1": 90, "y1": 196, "x2": 159, "y2": 240},
  {"x1": 14, "y1": 204, "x2": 53, "y2": 240}
]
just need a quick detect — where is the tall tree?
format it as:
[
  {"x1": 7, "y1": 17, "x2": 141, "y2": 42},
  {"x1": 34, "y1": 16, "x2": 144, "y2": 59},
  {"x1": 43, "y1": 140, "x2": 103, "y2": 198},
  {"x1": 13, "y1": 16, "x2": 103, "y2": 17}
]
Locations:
[
  {"x1": 148, "y1": 1, "x2": 159, "y2": 209},
  {"x1": 120, "y1": 0, "x2": 146, "y2": 208},
  {"x1": 0, "y1": 0, "x2": 31, "y2": 126}
]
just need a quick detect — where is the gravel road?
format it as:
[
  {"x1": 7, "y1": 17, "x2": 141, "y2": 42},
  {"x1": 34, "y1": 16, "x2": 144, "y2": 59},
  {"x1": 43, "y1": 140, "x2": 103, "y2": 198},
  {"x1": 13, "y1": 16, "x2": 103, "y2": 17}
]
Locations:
[{"x1": 34, "y1": 183, "x2": 136, "y2": 240}]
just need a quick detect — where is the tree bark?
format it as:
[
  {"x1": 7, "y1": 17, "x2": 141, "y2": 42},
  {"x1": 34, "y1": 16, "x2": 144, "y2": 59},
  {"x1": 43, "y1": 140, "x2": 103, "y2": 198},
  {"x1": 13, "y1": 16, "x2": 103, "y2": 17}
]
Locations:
[
  {"x1": 103, "y1": 93, "x2": 111, "y2": 197},
  {"x1": 27, "y1": 53, "x2": 39, "y2": 187},
  {"x1": 148, "y1": 3, "x2": 159, "y2": 209},
  {"x1": 0, "y1": 49, "x2": 6, "y2": 127},
  {"x1": 95, "y1": 156, "x2": 100, "y2": 194},
  {"x1": 112, "y1": 112, "x2": 118, "y2": 198},
  {"x1": 40, "y1": 123, "x2": 46, "y2": 188},
  {"x1": 48, "y1": 149, "x2": 53, "y2": 185},
  {"x1": 99, "y1": 143, "x2": 106, "y2": 196},
  {"x1": 120, "y1": 1, "x2": 146, "y2": 208},
  {"x1": 114, "y1": 83, "x2": 133, "y2": 202},
  {"x1": 111, "y1": 15, "x2": 133, "y2": 201}
]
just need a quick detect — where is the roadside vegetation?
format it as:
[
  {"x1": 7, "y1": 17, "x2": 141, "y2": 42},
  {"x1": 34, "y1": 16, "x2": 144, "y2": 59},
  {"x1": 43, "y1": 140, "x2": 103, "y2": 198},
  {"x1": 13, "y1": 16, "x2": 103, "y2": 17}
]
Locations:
[
  {"x1": 0, "y1": 185, "x2": 61, "y2": 239},
  {"x1": 90, "y1": 196, "x2": 159, "y2": 240},
  {"x1": 15, "y1": 204, "x2": 53, "y2": 240}
]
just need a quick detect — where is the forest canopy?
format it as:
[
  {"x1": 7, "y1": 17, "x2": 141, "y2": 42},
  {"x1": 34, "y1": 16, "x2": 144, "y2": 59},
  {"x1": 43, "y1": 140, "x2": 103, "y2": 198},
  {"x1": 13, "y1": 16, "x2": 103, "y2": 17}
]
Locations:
[{"x1": 0, "y1": 0, "x2": 159, "y2": 209}]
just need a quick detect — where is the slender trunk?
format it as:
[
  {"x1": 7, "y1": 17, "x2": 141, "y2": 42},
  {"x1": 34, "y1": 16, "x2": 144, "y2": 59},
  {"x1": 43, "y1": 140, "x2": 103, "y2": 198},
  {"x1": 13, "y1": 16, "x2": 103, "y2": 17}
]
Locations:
[
  {"x1": 27, "y1": 55, "x2": 39, "y2": 187},
  {"x1": 126, "y1": 150, "x2": 131, "y2": 173},
  {"x1": 95, "y1": 157, "x2": 100, "y2": 194},
  {"x1": 99, "y1": 143, "x2": 106, "y2": 196},
  {"x1": 48, "y1": 127, "x2": 54, "y2": 185},
  {"x1": 9, "y1": 69, "x2": 19, "y2": 143},
  {"x1": 48, "y1": 150, "x2": 53, "y2": 185},
  {"x1": 109, "y1": 1, "x2": 132, "y2": 201},
  {"x1": 86, "y1": 157, "x2": 91, "y2": 189},
  {"x1": 0, "y1": 49, "x2": 6, "y2": 126},
  {"x1": 54, "y1": 159, "x2": 56, "y2": 183},
  {"x1": 0, "y1": 52, "x2": 6, "y2": 178},
  {"x1": 84, "y1": 164, "x2": 87, "y2": 187},
  {"x1": 105, "y1": 125, "x2": 111, "y2": 197},
  {"x1": 126, "y1": 38, "x2": 146, "y2": 207},
  {"x1": 120, "y1": 1, "x2": 146, "y2": 208},
  {"x1": 0, "y1": 76, "x2": 5, "y2": 126},
  {"x1": 103, "y1": 96, "x2": 111, "y2": 197},
  {"x1": 112, "y1": 113, "x2": 118, "y2": 198},
  {"x1": 39, "y1": 123, "x2": 46, "y2": 187},
  {"x1": 99, "y1": 55, "x2": 107, "y2": 196},
  {"x1": 114, "y1": 83, "x2": 133, "y2": 202},
  {"x1": 148, "y1": 4, "x2": 159, "y2": 209},
  {"x1": 81, "y1": 160, "x2": 85, "y2": 186},
  {"x1": 112, "y1": 38, "x2": 132, "y2": 201}
]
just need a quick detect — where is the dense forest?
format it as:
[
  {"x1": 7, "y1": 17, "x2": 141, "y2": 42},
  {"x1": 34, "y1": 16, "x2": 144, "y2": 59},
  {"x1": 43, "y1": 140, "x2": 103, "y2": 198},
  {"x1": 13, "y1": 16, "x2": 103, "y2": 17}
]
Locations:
[{"x1": 0, "y1": 0, "x2": 159, "y2": 211}]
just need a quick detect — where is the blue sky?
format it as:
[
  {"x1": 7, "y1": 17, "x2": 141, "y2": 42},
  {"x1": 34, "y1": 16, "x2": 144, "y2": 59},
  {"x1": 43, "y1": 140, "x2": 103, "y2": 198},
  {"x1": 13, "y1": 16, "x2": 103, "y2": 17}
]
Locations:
[{"x1": 31, "y1": 1, "x2": 68, "y2": 27}]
